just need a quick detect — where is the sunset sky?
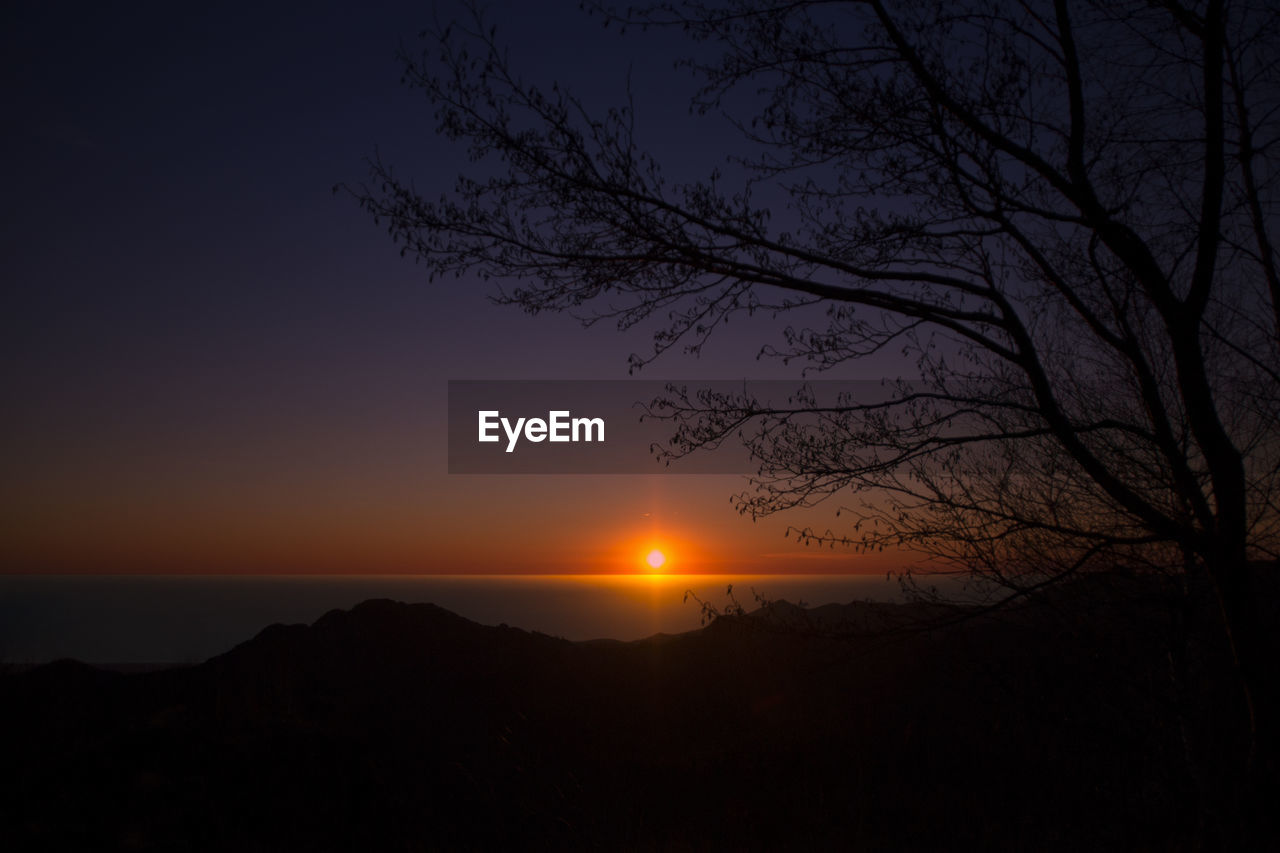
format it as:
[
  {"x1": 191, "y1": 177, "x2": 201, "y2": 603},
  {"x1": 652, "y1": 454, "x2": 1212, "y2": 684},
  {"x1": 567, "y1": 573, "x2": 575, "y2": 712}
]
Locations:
[{"x1": 2, "y1": 1, "x2": 910, "y2": 576}]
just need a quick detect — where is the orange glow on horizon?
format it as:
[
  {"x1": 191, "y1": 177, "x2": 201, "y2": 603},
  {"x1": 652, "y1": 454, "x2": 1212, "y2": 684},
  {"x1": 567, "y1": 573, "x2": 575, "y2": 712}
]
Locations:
[{"x1": 0, "y1": 471, "x2": 905, "y2": 575}]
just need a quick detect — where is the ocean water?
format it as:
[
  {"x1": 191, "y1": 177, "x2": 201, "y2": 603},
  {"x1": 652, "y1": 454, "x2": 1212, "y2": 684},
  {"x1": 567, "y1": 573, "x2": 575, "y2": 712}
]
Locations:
[{"x1": 0, "y1": 574, "x2": 906, "y2": 664}]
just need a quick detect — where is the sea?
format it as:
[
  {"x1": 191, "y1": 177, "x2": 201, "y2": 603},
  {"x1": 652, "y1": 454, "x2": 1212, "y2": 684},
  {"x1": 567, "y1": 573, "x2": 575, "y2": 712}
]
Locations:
[{"x1": 0, "y1": 573, "x2": 912, "y2": 665}]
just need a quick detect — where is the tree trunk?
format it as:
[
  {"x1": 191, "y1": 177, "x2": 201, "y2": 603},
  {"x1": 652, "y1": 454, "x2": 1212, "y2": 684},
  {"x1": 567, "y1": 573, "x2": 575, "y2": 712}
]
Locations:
[{"x1": 1206, "y1": 542, "x2": 1274, "y2": 847}]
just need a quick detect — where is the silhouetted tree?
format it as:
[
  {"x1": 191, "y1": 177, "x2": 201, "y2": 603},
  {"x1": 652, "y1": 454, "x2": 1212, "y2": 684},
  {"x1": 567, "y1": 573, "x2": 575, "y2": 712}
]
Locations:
[{"x1": 354, "y1": 0, "x2": 1278, "y2": 804}]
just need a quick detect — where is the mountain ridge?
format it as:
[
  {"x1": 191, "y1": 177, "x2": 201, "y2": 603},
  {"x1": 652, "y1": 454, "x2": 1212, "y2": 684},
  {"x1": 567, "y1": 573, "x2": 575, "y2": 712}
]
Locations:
[{"x1": 2, "y1": 580, "x2": 1272, "y2": 850}]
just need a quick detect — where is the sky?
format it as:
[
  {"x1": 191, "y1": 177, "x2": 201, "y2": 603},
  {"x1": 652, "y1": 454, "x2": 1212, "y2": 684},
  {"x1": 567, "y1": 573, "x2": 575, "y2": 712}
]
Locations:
[{"x1": 2, "y1": 1, "x2": 911, "y2": 576}]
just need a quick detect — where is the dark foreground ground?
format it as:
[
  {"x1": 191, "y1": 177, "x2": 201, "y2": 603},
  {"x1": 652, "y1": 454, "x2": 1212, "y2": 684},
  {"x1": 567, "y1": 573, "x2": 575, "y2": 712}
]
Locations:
[{"x1": 2, "y1": 574, "x2": 1277, "y2": 851}]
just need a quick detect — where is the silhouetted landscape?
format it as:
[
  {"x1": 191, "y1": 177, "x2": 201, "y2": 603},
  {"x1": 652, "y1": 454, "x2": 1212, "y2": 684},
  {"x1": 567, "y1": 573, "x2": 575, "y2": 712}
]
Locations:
[
  {"x1": 4, "y1": 570, "x2": 1276, "y2": 851},
  {"x1": 6, "y1": 1, "x2": 1280, "y2": 849}
]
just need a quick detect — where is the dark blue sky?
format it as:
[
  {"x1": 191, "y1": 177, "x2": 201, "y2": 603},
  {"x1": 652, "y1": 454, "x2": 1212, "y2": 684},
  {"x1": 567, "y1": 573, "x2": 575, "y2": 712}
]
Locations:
[{"x1": 1, "y1": 1, "x2": 893, "y2": 575}]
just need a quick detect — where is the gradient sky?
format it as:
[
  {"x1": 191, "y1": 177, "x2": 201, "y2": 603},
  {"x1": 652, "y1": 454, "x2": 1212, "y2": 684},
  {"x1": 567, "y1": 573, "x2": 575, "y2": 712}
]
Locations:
[{"x1": 2, "y1": 1, "x2": 913, "y2": 575}]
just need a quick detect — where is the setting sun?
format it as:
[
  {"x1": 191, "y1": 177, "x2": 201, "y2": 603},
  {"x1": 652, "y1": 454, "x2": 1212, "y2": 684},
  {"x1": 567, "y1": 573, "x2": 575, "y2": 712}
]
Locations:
[{"x1": 646, "y1": 549, "x2": 666, "y2": 570}]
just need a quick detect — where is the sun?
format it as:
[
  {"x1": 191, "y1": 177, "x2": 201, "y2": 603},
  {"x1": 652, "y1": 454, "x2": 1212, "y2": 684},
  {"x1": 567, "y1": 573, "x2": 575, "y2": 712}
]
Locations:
[{"x1": 645, "y1": 549, "x2": 666, "y2": 570}]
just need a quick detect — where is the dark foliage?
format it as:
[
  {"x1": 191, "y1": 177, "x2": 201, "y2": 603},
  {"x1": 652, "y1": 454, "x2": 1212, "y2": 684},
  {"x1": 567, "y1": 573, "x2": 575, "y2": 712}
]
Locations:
[{"x1": 348, "y1": 0, "x2": 1280, "y2": 807}]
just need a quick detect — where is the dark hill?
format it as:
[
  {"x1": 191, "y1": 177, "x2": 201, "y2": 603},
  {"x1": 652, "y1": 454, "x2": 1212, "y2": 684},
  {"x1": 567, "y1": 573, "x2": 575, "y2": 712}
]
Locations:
[{"x1": 1, "y1": 581, "x2": 1275, "y2": 851}]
